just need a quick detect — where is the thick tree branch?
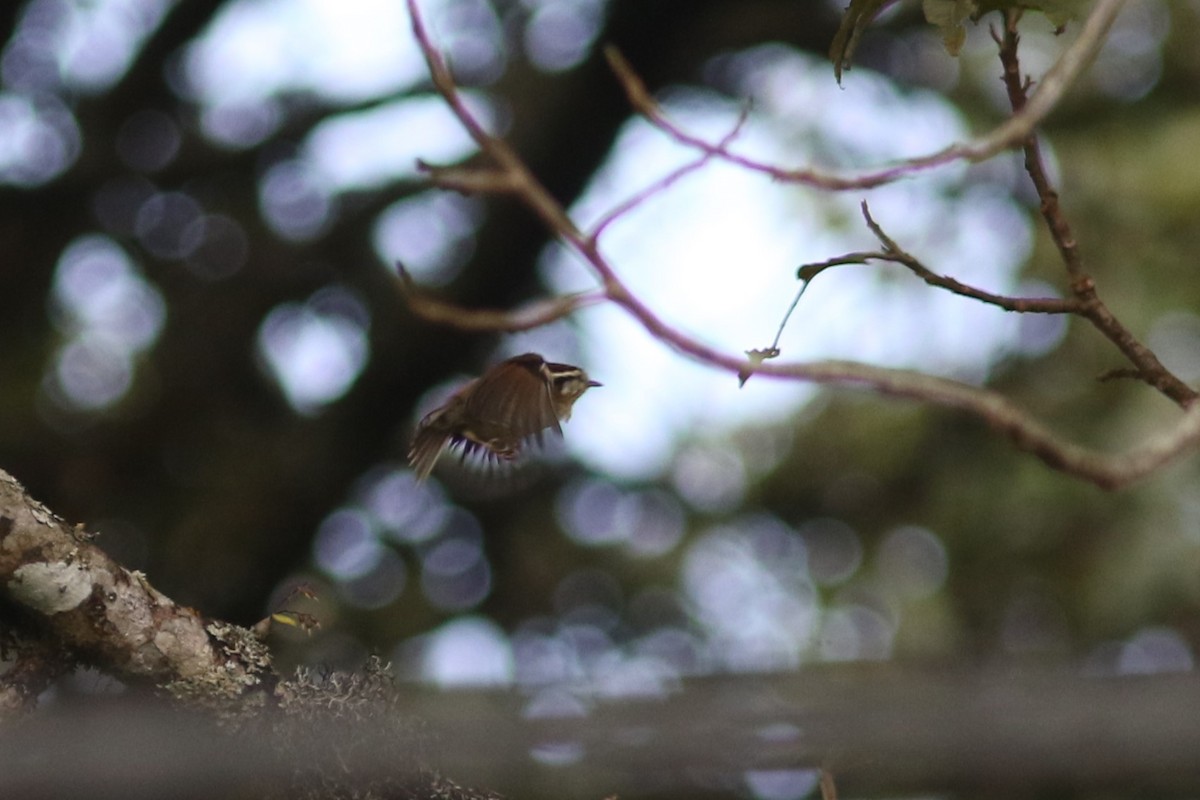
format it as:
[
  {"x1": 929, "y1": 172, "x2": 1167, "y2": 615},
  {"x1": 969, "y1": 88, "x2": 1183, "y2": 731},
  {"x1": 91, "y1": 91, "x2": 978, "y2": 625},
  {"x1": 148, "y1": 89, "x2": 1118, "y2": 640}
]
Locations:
[
  {"x1": 0, "y1": 468, "x2": 507, "y2": 798},
  {"x1": 0, "y1": 469, "x2": 272, "y2": 699}
]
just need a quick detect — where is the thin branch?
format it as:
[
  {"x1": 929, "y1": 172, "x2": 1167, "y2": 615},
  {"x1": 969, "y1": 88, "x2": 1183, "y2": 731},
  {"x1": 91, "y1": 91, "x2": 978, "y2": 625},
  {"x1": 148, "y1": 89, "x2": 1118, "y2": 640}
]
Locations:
[
  {"x1": 395, "y1": 262, "x2": 605, "y2": 332},
  {"x1": 759, "y1": 200, "x2": 1076, "y2": 383},
  {"x1": 740, "y1": 360, "x2": 1200, "y2": 492},
  {"x1": 408, "y1": 1, "x2": 586, "y2": 247},
  {"x1": 415, "y1": 161, "x2": 521, "y2": 194},
  {"x1": 1098, "y1": 367, "x2": 1142, "y2": 384},
  {"x1": 604, "y1": 0, "x2": 1127, "y2": 191},
  {"x1": 588, "y1": 108, "x2": 750, "y2": 243},
  {"x1": 745, "y1": 201, "x2": 1079, "y2": 386},
  {"x1": 994, "y1": 11, "x2": 1197, "y2": 407},
  {"x1": 858, "y1": 202, "x2": 1080, "y2": 314},
  {"x1": 769, "y1": 282, "x2": 811, "y2": 353},
  {"x1": 404, "y1": 0, "x2": 1200, "y2": 489}
]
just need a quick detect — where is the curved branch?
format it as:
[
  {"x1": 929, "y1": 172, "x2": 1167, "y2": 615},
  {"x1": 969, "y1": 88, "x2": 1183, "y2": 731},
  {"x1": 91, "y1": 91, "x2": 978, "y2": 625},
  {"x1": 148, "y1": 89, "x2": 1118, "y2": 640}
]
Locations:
[{"x1": 604, "y1": 0, "x2": 1127, "y2": 191}]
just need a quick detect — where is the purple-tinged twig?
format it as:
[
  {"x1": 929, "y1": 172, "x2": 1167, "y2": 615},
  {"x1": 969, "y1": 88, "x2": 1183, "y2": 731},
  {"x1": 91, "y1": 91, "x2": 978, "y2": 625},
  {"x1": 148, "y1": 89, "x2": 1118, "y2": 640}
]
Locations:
[{"x1": 604, "y1": 0, "x2": 1126, "y2": 191}]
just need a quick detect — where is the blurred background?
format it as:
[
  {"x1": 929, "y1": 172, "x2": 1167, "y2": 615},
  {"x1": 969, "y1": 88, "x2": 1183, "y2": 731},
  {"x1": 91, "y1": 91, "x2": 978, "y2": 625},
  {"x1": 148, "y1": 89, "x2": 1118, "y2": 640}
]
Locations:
[{"x1": 3, "y1": 0, "x2": 1200, "y2": 794}]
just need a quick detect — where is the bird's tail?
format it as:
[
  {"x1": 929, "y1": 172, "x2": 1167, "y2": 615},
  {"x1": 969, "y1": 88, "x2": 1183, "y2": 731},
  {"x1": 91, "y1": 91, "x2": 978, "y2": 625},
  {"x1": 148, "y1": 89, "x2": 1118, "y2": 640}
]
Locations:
[{"x1": 408, "y1": 428, "x2": 449, "y2": 481}]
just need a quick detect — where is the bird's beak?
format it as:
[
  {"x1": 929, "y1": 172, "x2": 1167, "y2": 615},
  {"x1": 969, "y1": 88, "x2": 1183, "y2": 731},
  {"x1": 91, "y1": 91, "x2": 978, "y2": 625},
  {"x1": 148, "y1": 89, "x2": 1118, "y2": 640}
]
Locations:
[{"x1": 588, "y1": 380, "x2": 602, "y2": 388}]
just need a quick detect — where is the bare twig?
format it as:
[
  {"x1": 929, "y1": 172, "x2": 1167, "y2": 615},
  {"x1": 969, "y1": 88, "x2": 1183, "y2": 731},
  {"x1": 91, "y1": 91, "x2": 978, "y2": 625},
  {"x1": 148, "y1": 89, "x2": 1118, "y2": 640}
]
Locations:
[
  {"x1": 408, "y1": 3, "x2": 586, "y2": 247},
  {"x1": 825, "y1": 205, "x2": 1080, "y2": 314},
  {"x1": 395, "y1": 262, "x2": 605, "y2": 332},
  {"x1": 743, "y1": 201, "x2": 1076, "y2": 386},
  {"x1": 994, "y1": 12, "x2": 1196, "y2": 406},
  {"x1": 588, "y1": 108, "x2": 749, "y2": 242},
  {"x1": 404, "y1": 0, "x2": 1200, "y2": 489},
  {"x1": 415, "y1": 161, "x2": 521, "y2": 194},
  {"x1": 605, "y1": 0, "x2": 1127, "y2": 191}
]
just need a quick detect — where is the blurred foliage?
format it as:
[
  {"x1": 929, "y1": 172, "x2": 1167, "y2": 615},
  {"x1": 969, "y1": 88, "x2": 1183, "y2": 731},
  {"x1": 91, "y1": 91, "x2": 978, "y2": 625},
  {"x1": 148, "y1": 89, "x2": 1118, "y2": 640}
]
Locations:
[{"x1": 831, "y1": 0, "x2": 1093, "y2": 77}]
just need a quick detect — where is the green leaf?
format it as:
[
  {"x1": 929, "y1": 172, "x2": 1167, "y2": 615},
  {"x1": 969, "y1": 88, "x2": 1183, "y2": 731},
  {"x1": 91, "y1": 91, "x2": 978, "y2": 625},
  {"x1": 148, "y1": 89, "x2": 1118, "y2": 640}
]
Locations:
[
  {"x1": 1033, "y1": 0, "x2": 1096, "y2": 28},
  {"x1": 829, "y1": 0, "x2": 901, "y2": 85},
  {"x1": 923, "y1": 0, "x2": 978, "y2": 55},
  {"x1": 831, "y1": 0, "x2": 1097, "y2": 75}
]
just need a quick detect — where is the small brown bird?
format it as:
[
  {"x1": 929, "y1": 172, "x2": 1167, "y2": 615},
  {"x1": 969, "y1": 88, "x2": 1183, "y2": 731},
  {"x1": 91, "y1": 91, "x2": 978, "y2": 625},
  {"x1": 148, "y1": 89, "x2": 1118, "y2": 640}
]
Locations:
[{"x1": 408, "y1": 353, "x2": 601, "y2": 480}]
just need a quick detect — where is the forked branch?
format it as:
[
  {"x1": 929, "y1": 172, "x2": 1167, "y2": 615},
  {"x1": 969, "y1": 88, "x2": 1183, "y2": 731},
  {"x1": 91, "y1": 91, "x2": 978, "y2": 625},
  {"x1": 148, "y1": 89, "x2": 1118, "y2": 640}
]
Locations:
[
  {"x1": 992, "y1": 11, "x2": 1195, "y2": 405},
  {"x1": 797, "y1": 202, "x2": 1081, "y2": 315}
]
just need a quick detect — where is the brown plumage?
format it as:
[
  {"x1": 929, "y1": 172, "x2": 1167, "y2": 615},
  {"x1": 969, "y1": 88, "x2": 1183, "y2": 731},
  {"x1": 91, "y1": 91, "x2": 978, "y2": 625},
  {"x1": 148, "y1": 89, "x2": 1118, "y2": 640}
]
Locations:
[{"x1": 408, "y1": 353, "x2": 600, "y2": 480}]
